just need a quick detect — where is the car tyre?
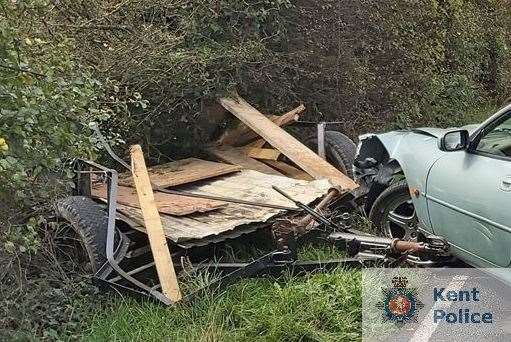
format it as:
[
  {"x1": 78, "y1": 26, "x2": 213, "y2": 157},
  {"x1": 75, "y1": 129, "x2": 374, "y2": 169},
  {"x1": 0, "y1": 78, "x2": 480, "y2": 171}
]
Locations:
[{"x1": 369, "y1": 180, "x2": 418, "y2": 240}]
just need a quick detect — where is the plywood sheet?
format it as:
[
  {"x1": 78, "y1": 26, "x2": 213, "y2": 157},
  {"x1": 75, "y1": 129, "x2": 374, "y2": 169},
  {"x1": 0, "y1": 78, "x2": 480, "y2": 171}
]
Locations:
[
  {"x1": 118, "y1": 157, "x2": 241, "y2": 188},
  {"x1": 92, "y1": 185, "x2": 226, "y2": 216},
  {"x1": 116, "y1": 170, "x2": 332, "y2": 242}
]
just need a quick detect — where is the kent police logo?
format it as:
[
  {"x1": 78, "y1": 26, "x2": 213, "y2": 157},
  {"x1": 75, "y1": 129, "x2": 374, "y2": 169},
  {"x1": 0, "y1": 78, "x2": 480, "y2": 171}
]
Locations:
[{"x1": 376, "y1": 276, "x2": 424, "y2": 327}]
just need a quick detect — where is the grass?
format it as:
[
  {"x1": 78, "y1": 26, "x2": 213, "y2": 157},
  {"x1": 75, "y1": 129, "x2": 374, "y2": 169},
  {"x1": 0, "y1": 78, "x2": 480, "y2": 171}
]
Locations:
[
  {"x1": 82, "y1": 227, "x2": 369, "y2": 341},
  {"x1": 1, "y1": 230, "x2": 366, "y2": 341},
  {"x1": 84, "y1": 268, "x2": 362, "y2": 342}
]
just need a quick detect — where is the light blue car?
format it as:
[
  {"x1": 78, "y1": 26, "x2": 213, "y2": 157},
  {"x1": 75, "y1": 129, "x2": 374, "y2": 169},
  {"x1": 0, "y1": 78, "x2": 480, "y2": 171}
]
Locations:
[{"x1": 354, "y1": 104, "x2": 511, "y2": 277}]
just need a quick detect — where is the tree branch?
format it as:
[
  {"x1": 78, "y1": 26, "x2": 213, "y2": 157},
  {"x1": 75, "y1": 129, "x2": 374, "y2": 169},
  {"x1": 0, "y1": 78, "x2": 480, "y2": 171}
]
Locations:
[{"x1": 0, "y1": 64, "x2": 46, "y2": 78}]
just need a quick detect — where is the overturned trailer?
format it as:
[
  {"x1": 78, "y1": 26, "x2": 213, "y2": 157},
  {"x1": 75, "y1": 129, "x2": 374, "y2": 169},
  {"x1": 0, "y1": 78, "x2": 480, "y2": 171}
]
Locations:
[{"x1": 54, "y1": 96, "x2": 451, "y2": 305}]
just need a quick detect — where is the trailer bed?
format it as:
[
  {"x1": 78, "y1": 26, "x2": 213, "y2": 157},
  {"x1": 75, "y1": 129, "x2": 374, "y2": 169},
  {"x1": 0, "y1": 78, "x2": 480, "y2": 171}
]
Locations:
[{"x1": 115, "y1": 170, "x2": 332, "y2": 243}]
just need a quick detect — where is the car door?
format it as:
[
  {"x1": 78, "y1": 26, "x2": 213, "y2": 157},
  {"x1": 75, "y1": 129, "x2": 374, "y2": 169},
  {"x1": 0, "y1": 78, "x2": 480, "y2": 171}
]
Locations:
[{"x1": 426, "y1": 112, "x2": 511, "y2": 267}]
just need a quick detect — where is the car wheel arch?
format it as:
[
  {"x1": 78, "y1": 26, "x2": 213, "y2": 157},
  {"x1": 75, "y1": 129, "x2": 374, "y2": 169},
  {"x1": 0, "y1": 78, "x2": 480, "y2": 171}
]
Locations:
[
  {"x1": 363, "y1": 158, "x2": 407, "y2": 213},
  {"x1": 358, "y1": 133, "x2": 435, "y2": 218}
]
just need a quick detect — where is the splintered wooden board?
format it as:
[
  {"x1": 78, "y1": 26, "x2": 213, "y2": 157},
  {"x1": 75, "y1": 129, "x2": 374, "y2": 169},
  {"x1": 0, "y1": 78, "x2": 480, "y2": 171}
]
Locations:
[
  {"x1": 118, "y1": 158, "x2": 242, "y2": 188},
  {"x1": 262, "y1": 160, "x2": 314, "y2": 181},
  {"x1": 245, "y1": 147, "x2": 280, "y2": 160},
  {"x1": 219, "y1": 96, "x2": 358, "y2": 190},
  {"x1": 206, "y1": 146, "x2": 283, "y2": 176},
  {"x1": 216, "y1": 104, "x2": 305, "y2": 146},
  {"x1": 92, "y1": 185, "x2": 226, "y2": 216}
]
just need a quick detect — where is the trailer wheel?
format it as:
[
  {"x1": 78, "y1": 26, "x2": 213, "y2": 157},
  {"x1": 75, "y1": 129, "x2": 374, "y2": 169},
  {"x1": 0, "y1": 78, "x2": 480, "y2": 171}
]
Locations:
[
  {"x1": 304, "y1": 131, "x2": 356, "y2": 178},
  {"x1": 55, "y1": 196, "x2": 127, "y2": 273}
]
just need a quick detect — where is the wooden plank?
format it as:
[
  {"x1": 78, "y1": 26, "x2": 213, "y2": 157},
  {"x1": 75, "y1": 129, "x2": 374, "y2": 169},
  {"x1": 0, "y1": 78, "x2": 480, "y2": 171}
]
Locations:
[
  {"x1": 130, "y1": 145, "x2": 182, "y2": 303},
  {"x1": 263, "y1": 160, "x2": 314, "y2": 181},
  {"x1": 216, "y1": 121, "x2": 255, "y2": 146},
  {"x1": 216, "y1": 104, "x2": 305, "y2": 146},
  {"x1": 219, "y1": 96, "x2": 358, "y2": 190},
  {"x1": 118, "y1": 157, "x2": 241, "y2": 188},
  {"x1": 245, "y1": 147, "x2": 280, "y2": 160},
  {"x1": 91, "y1": 185, "x2": 226, "y2": 216},
  {"x1": 207, "y1": 146, "x2": 284, "y2": 176},
  {"x1": 245, "y1": 138, "x2": 267, "y2": 148},
  {"x1": 272, "y1": 104, "x2": 306, "y2": 126}
]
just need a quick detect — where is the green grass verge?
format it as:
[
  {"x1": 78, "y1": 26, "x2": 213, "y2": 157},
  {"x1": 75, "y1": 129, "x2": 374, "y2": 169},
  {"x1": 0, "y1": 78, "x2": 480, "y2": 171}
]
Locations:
[
  {"x1": 84, "y1": 268, "x2": 361, "y2": 342},
  {"x1": 81, "y1": 229, "x2": 368, "y2": 341},
  {"x1": 1, "y1": 239, "x2": 364, "y2": 341}
]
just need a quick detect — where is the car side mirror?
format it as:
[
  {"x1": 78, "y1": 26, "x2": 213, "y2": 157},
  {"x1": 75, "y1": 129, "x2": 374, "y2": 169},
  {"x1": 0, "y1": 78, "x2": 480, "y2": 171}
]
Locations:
[{"x1": 438, "y1": 130, "x2": 469, "y2": 152}]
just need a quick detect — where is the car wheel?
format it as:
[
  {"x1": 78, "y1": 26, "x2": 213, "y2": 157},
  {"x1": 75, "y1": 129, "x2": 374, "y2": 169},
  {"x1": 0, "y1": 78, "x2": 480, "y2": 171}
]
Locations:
[
  {"x1": 304, "y1": 131, "x2": 356, "y2": 178},
  {"x1": 369, "y1": 180, "x2": 418, "y2": 240}
]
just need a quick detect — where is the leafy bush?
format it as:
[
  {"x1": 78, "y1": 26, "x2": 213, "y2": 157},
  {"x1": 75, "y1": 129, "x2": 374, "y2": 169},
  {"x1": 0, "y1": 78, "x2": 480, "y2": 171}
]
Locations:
[
  {"x1": 0, "y1": 274, "x2": 109, "y2": 340},
  {"x1": 279, "y1": 0, "x2": 511, "y2": 134},
  {"x1": 0, "y1": 3, "x2": 97, "y2": 216},
  {"x1": 0, "y1": 1, "x2": 145, "y2": 269},
  {"x1": 0, "y1": 1, "x2": 148, "y2": 220},
  {"x1": 42, "y1": 0, "x2": 293, "y2": 158},
  {"x1": 37, "y1": 0, "x2": 511, "y2": 156}
]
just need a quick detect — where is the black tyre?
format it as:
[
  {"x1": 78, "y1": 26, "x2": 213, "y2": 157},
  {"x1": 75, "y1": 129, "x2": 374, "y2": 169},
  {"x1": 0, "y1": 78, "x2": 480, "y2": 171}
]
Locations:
[
  {"x1": 55, "y1": 196, "x2": 126, "y2": 273},
  {"x1": 304, "y1": 131, "x2": 356, "y2": 178},
  {"x1": 368, "y1": 180, "x2": 418, "y2": 240}
]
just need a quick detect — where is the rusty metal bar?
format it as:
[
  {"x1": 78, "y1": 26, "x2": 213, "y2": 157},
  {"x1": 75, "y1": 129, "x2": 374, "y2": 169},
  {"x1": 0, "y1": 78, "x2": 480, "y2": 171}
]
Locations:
[{"x1": 296, "y1": 189, "x2": 341, "y2": 233}]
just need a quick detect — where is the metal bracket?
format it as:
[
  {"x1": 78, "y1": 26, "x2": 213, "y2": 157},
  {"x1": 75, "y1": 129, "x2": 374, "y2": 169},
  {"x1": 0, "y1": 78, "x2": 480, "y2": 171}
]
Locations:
[
  {"x1": 317, "y1": 122, "x2": 326, "y2": 159},
  {"x1": 294, "y1": 120, "x2": 346, "y2": 161}
]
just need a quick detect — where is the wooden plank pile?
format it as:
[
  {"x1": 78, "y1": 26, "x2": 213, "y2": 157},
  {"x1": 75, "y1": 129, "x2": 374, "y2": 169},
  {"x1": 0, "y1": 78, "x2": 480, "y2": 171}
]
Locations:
[
  {"x1": 90, "y1": 96, "x2": 359, "y2": 304},
  {"x1": 92, "y1": 158, "x2": 239, "y2": 216},
  {"x1": 212, "y1": 95, "x2": 358, "y2": 191},
  {"x1": 91, "y1": 95, "x2": 358, "y2": 228}
]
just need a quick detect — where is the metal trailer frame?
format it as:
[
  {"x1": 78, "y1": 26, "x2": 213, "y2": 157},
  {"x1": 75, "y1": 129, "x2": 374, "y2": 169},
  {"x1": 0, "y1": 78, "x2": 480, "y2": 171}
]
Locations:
[
  {"x1": 73, "y1": 158, "x2": 175, "y2": 304},
  {"x1": 71, "y1": 157, "x2": 451, "y2": 305},
  {"x1": 71, "y1": 158, "x2": 385, "y2": 305}
]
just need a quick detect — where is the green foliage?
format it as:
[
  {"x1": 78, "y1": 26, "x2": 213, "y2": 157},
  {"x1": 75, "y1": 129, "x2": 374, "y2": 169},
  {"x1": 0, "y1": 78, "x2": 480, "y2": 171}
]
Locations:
[
  {"x1": 0, "y1": 1, "x2": 149, "y2": 223},
  {"x1": 268, "y1": 0, "x2": 511, "y2": 135},
  {"x1": 45, "y1": 0, "x2": 293, "y2": 158},
  {"x1": 0, "y1": 2, "x2": 97, "y2": 211},
  {"x1": 380, "y1": 0, "x2": 511, "y2": 128},
  {"x1": 0, "y1": 275, "x2": 110, "y2": 341},
  {"x1": 14, "y1": 0, "x2": 506, "y2": 162},
  {"x1": 0, "y1": 1, "x2": 148, "y2": 266},
  {"x1": 41, "y1": 0, "x2": 511, "y2": 152}
]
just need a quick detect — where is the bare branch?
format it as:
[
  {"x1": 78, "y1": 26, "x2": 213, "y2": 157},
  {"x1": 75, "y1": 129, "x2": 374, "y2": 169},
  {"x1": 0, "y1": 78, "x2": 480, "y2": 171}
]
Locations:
[
  {"x1": 49, "y1": 24, "x2": 133, "y2": 32},
  {"x1": 0, "y1": 64, "x2": 46, "y2": 78}
]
